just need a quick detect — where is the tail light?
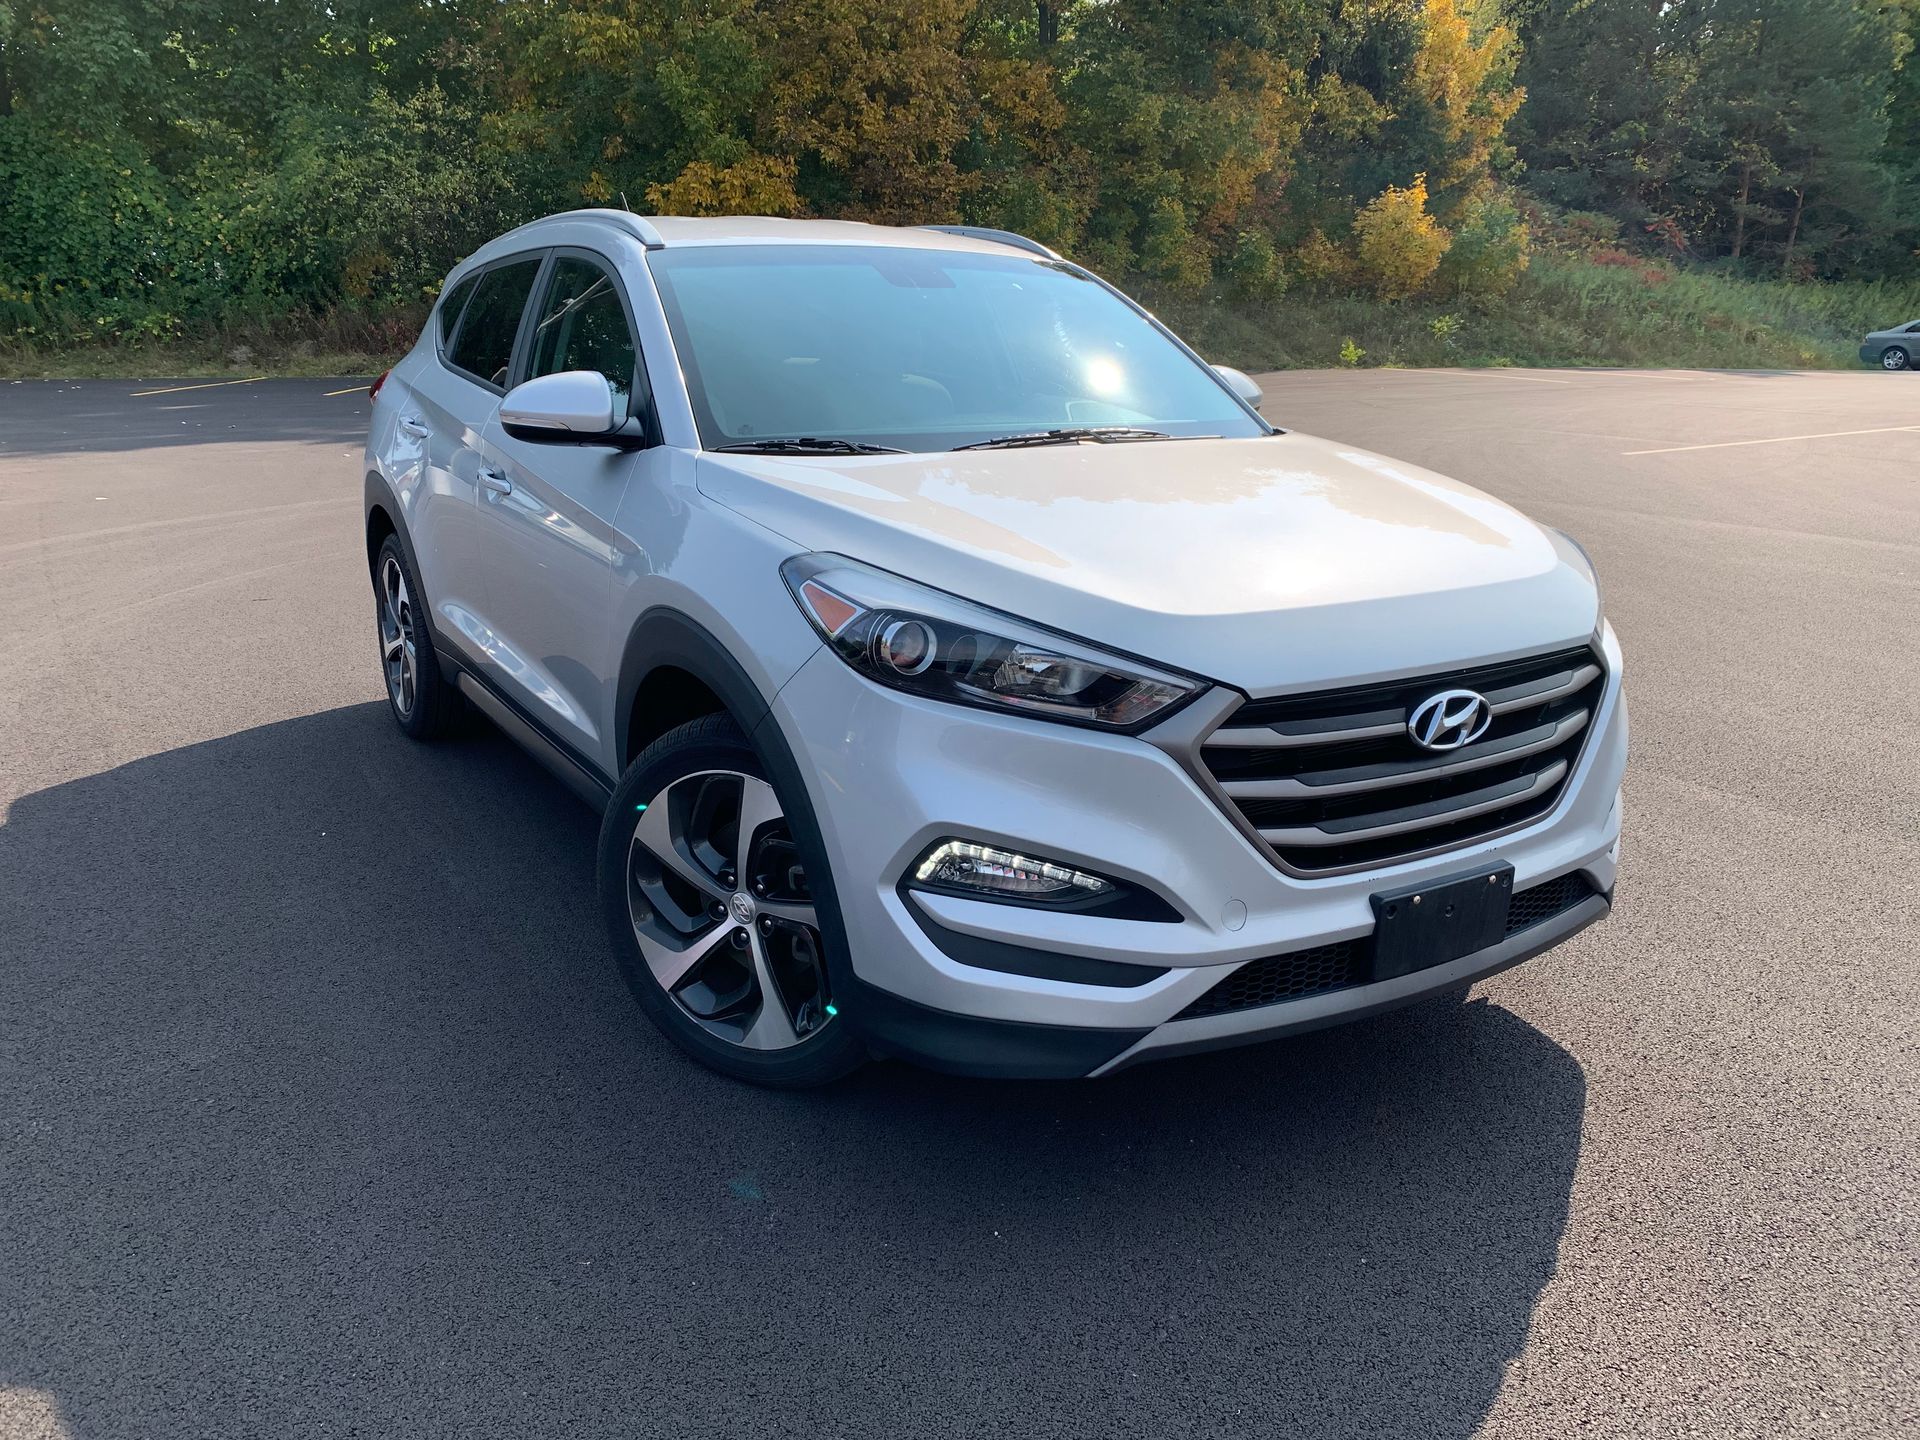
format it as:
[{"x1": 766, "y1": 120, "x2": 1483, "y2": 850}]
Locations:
[{"x1": 368, "y1": 369, "x2": 391, "y2": 401}]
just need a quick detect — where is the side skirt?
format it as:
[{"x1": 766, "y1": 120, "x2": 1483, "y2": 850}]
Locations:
[{"x1": 435, "y1": 643, "x2": 615, "y2": 813}]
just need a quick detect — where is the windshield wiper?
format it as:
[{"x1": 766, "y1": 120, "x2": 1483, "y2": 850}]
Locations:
[
  {"x1": 712, "y1": 437, "x2": 907, "y2": 455},
  {"x1": 954, "y1": 426, "x2": 1180, "y2": 451}
]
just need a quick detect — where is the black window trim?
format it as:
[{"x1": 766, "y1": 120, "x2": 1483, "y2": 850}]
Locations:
[
  {"x1": 435, "y1": 271, "x2": 482, "y2": 356},
  {"x1": 438, "y1": 249, "x2": 551, "y2": 397},
  {"x1": 520, "y1": 245, "x2": 661, "y2": 445}
]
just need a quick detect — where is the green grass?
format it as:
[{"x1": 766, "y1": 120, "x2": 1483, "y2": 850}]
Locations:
[
  {"x1": 1151, "y1": 257, "x2": 1920, "y2": 373},
  {"x1": 0, "y1": 305, "x2": 425, "y2": 380},
  {"x1": 4, "y1": 257, "x2": 1915, "y2": 378},
  {"x1": 0, "y1": 346, "x2": 391, "y2": 379}
]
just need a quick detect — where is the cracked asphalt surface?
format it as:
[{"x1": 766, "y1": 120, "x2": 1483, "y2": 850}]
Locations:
[{"x1": 2, "y1": 369, "x2": 1915, "y2": 1438}]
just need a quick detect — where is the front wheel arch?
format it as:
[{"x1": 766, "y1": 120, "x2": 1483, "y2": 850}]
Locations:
[
  {"x1": 614, "y1": 609, "x2": 778, "y2": 770},
  {"x1": 611, "y1": 610, "x2": 856, "y2": 1016}
]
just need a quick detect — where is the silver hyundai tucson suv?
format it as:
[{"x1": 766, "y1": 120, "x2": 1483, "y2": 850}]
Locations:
[{"x1": 363, "y1": 211, "x2": 1627, "y2": 1086}]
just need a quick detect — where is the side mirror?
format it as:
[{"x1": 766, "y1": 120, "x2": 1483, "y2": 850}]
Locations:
[
  {"x1": 500, "y1": 371, "x2": 621, "y2": 444},
  {"x1": 1212, "y1": 364, "x2": 1263, "y2": 408}
]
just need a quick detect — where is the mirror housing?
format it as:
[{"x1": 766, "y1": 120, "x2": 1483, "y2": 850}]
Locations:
[
  {"x1": 500, "y1": 371, "x2": 624, "y2": 445},
  {"x1": 1212, "y1": 364, "x2": 1263, "y2": 408}
]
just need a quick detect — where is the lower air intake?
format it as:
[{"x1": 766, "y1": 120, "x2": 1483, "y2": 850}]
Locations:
[{"x1": 1174, "y1": 872, "x2": 1600, "y2": 1021}]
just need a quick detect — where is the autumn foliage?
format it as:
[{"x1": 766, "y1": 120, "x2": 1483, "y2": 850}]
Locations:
[{"x1": 1, "y1": 0, "x2": 1910, "y2": 346}]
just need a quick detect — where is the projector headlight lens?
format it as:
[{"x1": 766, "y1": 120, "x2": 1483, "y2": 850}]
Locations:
[{"x1": 782, "y1": 554, "x2": 1203, "y2": 730}]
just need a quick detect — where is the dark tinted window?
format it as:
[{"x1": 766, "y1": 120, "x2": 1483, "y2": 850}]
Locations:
[
  {"x1": 437, "y1": 273, "x2": 479, "y2": 346},
  {"x1": 448, "y1": 258, "x2": 542, "y2": 388},
  {"x1": 526, "y1": 257, "x2": 638, "y2": 409}
]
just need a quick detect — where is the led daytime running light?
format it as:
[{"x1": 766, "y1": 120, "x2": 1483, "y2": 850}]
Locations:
[{"x1": 913, "y1": 840, "x2": 1114, "y2": 901}]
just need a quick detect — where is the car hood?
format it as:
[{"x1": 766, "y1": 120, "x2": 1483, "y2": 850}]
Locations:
[{"x1": 696, "y1": 434, "x2": 1600, "y2": 696}]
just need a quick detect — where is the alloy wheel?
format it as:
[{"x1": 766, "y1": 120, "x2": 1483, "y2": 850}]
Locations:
[
  {"x1": 378, "y1": 555, "x2": 418, "y2": 716},
  {"x1": 625, "y1": 769, "x2": 833, "y2": 1050},
  {"x1": 1884, "y1": 348, "x2": 1909, "y2": 371}
]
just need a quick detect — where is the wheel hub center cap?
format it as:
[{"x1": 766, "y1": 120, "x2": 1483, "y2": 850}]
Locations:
[{"x1": 729, "y1": 892, "x2": 757, "y2": 926}]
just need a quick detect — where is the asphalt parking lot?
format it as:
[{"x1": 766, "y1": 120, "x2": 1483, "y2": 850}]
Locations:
[{"x1": 2, "y1": 367, "x2": 1915, "y2": 1439}]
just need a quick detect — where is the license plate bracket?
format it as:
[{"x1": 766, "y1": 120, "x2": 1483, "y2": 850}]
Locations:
[{"x1": 1369, "y1": 863, "x2": 1514, "y2": 981}]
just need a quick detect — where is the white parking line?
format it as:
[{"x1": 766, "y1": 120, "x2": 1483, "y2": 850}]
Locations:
[
  {"x1": 1623, "y1": 425, "x2": 1920, "y2": 456},
  {"x1": 1420, "y1": 369, "x2": 1571, "y2": 384}
]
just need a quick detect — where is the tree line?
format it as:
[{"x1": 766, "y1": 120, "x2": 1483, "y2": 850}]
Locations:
[{"x1": 0, "y1": 0, "x2": 1913, "y2": 343}]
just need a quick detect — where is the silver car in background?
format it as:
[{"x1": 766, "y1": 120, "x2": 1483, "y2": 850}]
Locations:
[{"x1": 1859, "y1": 321, "x2": 1920, "y2": 370}]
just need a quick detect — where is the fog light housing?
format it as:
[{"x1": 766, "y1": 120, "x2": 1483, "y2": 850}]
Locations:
[{"x1": 911, "y1": 840, "x2": 1114, "y2": 904}]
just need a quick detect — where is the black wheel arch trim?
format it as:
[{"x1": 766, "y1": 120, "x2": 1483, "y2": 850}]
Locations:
[
  {"x1": 611, "y1": 608, "x2": 868, "y2": 1020},
  {"x1": 613, "y1": 607, "x2": 783, "y2": 770},
  {"x1": 364, "y1": 471, "x2": 420, "y2": 577}
]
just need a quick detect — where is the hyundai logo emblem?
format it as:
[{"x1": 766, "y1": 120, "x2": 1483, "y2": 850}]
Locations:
[{"x1": 1407, "y1": 689, "x2": 1493, "y2": 751}]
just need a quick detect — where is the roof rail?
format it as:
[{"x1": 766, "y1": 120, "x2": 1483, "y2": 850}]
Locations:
[
  {"x1": 501, "y1": 208, "x2": 666, "y2": 250},
  {"x1": 918, "y1": 225, "x2": 1062, "y2": 261}
]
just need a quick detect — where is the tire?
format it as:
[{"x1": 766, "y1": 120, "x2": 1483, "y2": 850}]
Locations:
[
  {"x1": 372, "y1": 533, "x2": 457, "y2": 739},
  {"x1": 1882, "y1": 346, "x2": 1910, "y2": 371},
  {"x1": 596, "y1": 713, "x2": 866, "y2": 1087}
]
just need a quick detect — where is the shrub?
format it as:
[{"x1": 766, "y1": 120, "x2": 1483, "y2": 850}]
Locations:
[
  {"x1": 1290, "y1": 229, "x2": 1351, "y2": 287},
  {"x1": 1435, "y1": 192, "x2": 1530, "y2": 299},
  {"x1": 1136, "y1": 196, "x2": 1211, "y2": 293},
  {"x1": 1225, "y1": 230, "x2": 1288, "y2": 303},
  {"x1": 1549, "y1": 209, "x2": 1623, "y2": 257},
  {"x1": 1352, "y1": 176, "x2": 1451, "y2": 300}
]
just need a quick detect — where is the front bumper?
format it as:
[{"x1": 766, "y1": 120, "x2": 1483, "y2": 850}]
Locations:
[
  {"x1": 844, "y1": 886, "x2": 1609, "y2": 1077},
  {"x1": 766, "y1": 624, "x2": 1627, "y2": 1078}
]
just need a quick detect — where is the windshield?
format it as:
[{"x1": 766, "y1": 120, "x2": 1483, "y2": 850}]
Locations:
[{"x1": 647, "y1": 245, "x2": 1267, "y2": 453}]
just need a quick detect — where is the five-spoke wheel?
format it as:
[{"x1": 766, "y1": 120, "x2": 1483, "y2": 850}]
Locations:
[
  {"x1": 600, "y1": 714, "x2": 862, "y2": 1084},
  {"x1": 626, "y1": 769, "x2": 834, "y2": 1050},
  {"x1": 371, "y1": 534, "x2": 454, "y2": 738},
  {"x1": 378, "y1": 553, "x2": 418, "y2": 718}
]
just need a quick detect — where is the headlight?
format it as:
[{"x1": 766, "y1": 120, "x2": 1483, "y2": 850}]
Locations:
[{"x1": 781, "y1": 554, "x2": 1204, "y2": 730}]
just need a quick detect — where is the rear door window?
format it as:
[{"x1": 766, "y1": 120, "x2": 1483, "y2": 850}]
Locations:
[{"x1": 447, "y1": 258, "x2": 543, "y2": 390}]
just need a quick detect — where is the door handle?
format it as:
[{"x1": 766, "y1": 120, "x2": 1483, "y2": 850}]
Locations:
[
  {"x1": 479, "y1": 468, "x2": 513, "y2": 496},
  {"x1": 398, "y1": 416, "x2": 430, "y2": 437}
]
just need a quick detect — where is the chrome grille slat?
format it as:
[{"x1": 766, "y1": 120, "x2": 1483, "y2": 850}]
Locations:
[
  {"x1": 1221, "y1": 709, "x2": 1590, "y2": 799},
  {"x1": 1205, "y1": 719, "x2": 1405, "y2": 749},
  {"x1": 1483, "y1": 663, "x2": 1601, "y2": 713},
  {"x1": 1198, "y1": 645, "x2": 1607, "y2": 873},
  {"x1": 1210, "y1": 661, "x2": 1603, "y2": 750},
  {"x1": 1256, "y1": 761, "x2": 1568, "y2": 847}
]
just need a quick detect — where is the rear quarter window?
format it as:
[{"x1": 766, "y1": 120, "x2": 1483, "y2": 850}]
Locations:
[{"x1": 436, "y1": 273, "x2": 480, "y2": 346}]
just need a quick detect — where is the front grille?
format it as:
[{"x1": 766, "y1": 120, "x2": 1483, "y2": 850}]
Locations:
[
  {"x1": 1174, "y1": 872, "x2": 1600, "y2": 1021},
  {"x1": 1200, "y1": 646, "x2": 1606, "y2": 873}
]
